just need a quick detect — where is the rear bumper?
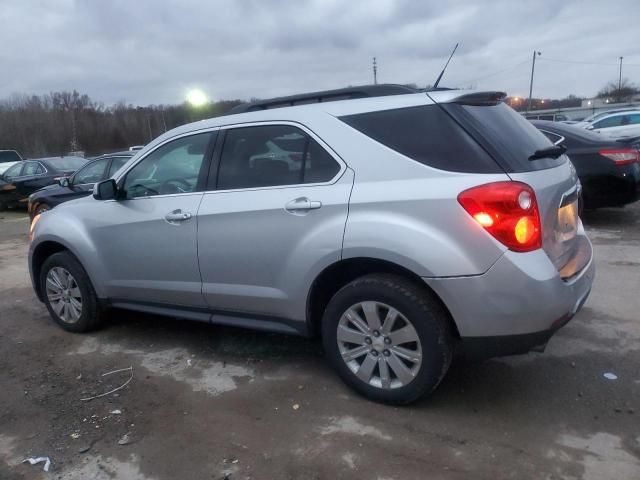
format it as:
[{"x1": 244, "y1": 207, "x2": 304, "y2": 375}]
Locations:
[{"x1": 424, "y1": 233, "x2": 594, "y2": 357}]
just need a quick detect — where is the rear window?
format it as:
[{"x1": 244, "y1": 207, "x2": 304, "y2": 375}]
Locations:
[
  {"x1": 0, "y1": 151, "x2": 21, "y2": 163},
  {"x1": 339, "y1": 105, "x2": 502, "y2": 173},
  {"x1": 442, "y1": 102, "x2": 566, "y2": 172},
  {"x1": 48, "y1": 156, "x2": 87, "y2": 171}
]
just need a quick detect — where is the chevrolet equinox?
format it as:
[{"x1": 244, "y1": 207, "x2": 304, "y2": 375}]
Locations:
[{"x1": 28, "y1": 87, "x2": 595, "y2": 404}]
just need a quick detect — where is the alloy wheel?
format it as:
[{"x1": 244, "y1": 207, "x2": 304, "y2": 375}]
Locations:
[
  {"x1": 337, "y1": 301, "x2": 422, "y2": 389},
  {"x1": 45, "y1": 267, "x2": 83, "y2": 323}
]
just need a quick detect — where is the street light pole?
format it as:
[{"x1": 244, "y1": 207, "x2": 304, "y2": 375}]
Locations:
[{"x1": 527, "y1": 51, "x2": 541, "y2": 112}]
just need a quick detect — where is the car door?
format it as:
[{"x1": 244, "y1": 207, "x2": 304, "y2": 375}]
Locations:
[
  {"x1": 197, "y1": 123, "x2": 353, "y2": 323},
  {"x1": 88, "y1": 131, "x2": 217, "y2": 307},
  {"x1": 590, "y1": 114, "x2": 624, "y2": 138},
  {"x1": 616, "y1": 113, "x2": 640, "y2": 138},
  {"x1": 15, "y1": 161, "x2": 52, "y2": 201},
  {"x1": 0, "y1": 162, "x2": 25, "y2": 205}
]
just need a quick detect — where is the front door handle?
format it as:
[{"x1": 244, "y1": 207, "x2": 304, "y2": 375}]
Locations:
[
  {"x1": 285, "y1": 197, "x2": 322, "y2": 213},
  {"x1": 164, "y1": 209, "x2": 192, "y2": 223}
]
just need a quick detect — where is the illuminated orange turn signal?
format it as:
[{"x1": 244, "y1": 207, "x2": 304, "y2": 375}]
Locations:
[{"x1": 514, "y1": 216, "x2": 536, "y2": 244}]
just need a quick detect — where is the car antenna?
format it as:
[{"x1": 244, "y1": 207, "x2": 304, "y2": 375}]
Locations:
[{"x1": 432, "y1": 43, "x2": 459, "y2": 89}]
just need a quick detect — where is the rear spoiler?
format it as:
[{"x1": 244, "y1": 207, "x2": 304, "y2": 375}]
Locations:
[{"x1": 449, "y1": 91, "x2": 507, "y2": 106}]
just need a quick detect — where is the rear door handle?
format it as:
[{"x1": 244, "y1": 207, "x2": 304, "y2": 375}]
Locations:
[
  {"x1": 164, "y1": 209, "x2": 192, "y2": 223},
  {"x1": 285, "y1": 197, "x2": 322, "y2": 212}
]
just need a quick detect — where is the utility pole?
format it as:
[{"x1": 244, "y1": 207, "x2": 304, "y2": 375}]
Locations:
[
  {"x1": 527, "y1": 51, "x2": 541, "y2": 112},
  {"x1": 618, "y1": 56, "x2": 623, "y2": 98},
  {"x1": 373, "y1": 57, "x2": 378, "y2": 85},
  {"x1": 146, "y1": 114, "x2": 153, "y2": 142}
]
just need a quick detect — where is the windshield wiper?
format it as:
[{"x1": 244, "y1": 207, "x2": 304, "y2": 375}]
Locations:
[{"x1": 529, "y1": 144, "x2": 566, "y2": 161}]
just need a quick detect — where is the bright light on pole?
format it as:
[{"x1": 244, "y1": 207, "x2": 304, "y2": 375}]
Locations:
[{"x1": 187, "y1": 89, "x2": 208, "y2": 107}]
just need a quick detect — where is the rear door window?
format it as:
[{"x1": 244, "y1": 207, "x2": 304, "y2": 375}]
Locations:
[
  {"x1": 215, "y1": 125, "x2": 340, "y2": 190},
  {"x1": 593, "y1": 115, "x2": 624, "y2": 129},
  {"x1": 22, "y1": 162, "x2": 41, "y2": 176},
  {"x1": 540, "y1": 130, "x2": 564, "y2": 145},
  {"x1": 628, "y1": 114, "x2": 640, "y2": 125},
  {"x1": 340, "y1": 105, "x2": 501, "y2": 173}
]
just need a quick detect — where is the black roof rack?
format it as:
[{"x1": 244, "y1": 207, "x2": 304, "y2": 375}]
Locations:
[{"x1": 226, "y1": 84, "x2": 420, "y2": 115}]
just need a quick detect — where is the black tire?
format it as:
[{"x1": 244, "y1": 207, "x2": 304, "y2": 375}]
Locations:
[
  {"x1": 321, "y1": 274, "x2": 453, "y2": 405},
  {"x1": 40, "y1": 251, "x2": 105, "y2": 333},
  {"x1": 34, "y1": 203, "x2": 51, "y2": 216}
]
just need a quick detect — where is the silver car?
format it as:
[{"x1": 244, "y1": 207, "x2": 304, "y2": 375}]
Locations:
[{"x1": 28, "y1": 88, "x2": 595, "y2": 404}]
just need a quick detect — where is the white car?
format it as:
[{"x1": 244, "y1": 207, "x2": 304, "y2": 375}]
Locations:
[
  {"x1": 0, "y1": 150, "x2": 23, "y2": 174},
  {"x1": 583, "y1": 110, "x2": 640, "y2": 139},
  {"x1": 573, "y1": 107, "x2": 639, "y2": 128}
]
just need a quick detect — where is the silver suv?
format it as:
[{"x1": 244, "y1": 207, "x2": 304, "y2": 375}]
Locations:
[{"x1": 28, "y1": 88, "x2": 595, "y2": 404}]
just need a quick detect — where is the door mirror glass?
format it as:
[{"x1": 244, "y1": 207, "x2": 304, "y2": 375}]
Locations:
[
  {"x1": 59, "y1": 177, "x2": 70, "y2": 187},
  {"x1": 93, "y1": 179, "x2": 118, "y2": 200}
]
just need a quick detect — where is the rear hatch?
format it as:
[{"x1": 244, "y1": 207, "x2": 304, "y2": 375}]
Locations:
[{"x1": 432, "y1": 92, "x2": 584, "y2": 276}]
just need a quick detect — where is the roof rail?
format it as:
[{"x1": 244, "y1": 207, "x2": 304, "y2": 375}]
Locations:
[{"x1": 226, "y1": 84, "x2": 420, "y2": 115}]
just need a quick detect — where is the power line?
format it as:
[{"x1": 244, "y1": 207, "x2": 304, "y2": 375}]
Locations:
[
  {"x1": 457, "y1": 59, "x2": 530, "y2": 85},
  {"x1": 538, "y1": 57, "x2": 640, "y2": 67}
]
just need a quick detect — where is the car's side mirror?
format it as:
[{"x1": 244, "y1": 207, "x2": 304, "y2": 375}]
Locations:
[
  {"x1": 585, "y1": 125, "x2": 594, "y2": 130},
  {"x1": 59, "y1": 177, "x2": 70, "y2": 187},
  {"x1": 93, "y1": 179, "x2": 118, "y2": 200}
]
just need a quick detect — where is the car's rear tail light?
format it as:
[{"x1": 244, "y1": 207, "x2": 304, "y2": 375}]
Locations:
[
  {"x1": 458, "y1": 181, "x2": 542, "y2": 252},
  {"x1": 598, "y1": 148, "x2": 639, "y2": 166}
]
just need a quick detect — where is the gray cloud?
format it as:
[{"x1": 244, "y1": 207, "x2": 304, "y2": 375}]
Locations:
[{"x1": 1, "y1": 0, "x2": 638, "y2": 105}]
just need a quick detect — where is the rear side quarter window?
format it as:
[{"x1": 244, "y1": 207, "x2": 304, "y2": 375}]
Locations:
[{"x1": 339, "y1": 105, "x2": 502, "y2": 173}]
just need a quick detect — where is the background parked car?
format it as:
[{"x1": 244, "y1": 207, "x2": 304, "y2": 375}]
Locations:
[
  {"x1": 582, "y1": 110, "x2": 640, "y2": 139},
  {"x1": 0, "y1": 156, "x2": 88, "y2": 210},
  {"x1": 523, "y1": 113, "x2": 568, "y2": 122},
  {"x1": 28, "y1": 151, "x2": 133, "y2": 218},
  {"x1": 0, "y1": 150, "x2": 23, "y2": 174},
  {"x1": 532, "y1": 120, "x2": 640, "y2": 209},
  {"x1": 573, "y1": 107, "x2": 640, "y2": 128}
]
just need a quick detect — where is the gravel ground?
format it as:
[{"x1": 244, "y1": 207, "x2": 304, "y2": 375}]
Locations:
[{"x1": 0, "y1": 205, "x2": 639, "y2": 480}]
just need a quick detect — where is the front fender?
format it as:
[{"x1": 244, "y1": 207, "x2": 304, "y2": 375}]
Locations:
[{"x1": 29, "y1": 207, "x2": 109, "y2": 299}]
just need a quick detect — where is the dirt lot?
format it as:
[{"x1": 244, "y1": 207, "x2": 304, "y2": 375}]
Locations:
[{"x1": 1, "y1": 206, "x2": 639, "y2": 480}]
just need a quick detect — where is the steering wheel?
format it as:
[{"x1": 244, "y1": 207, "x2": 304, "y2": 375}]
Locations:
[{"x1": 159, "y1": 178, "x2": 192, "y2": 194}]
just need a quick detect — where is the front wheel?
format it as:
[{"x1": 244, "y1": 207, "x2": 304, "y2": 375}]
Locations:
[
  {"x1": 321, "y1": 274, "x2": 453, "y2": 405},
  {"x1": 40, "y1": 251, "x2": 105, "y2": 332},
  {"x1": 34, "y1": 203, "x2": 51, "y2": 216}
]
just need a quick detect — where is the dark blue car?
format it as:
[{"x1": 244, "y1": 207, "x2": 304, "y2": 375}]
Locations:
[{"x1": 27, "y1": 152, "x2": 133, "y2": 218}]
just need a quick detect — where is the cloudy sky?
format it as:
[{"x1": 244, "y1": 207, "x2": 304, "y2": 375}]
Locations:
[{"x1": 2, "y1": 0, "x2": 639, "y2": 106}]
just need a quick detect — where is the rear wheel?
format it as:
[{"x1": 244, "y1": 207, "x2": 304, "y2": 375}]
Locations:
[
  {"x1": 322, "y1": 274, "x2": 453, "y2": 405},
  {"x1": 40, "y1": 251, "x2": 105, "y2": 332}
]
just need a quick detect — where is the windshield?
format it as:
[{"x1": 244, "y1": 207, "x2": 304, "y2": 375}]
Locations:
[
  {"x1": 47, "y1": 156, "x2": 88, "y2": 171},
  {"x1": 0, "y1": 151, "x2": 21, "y2": 163}
]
